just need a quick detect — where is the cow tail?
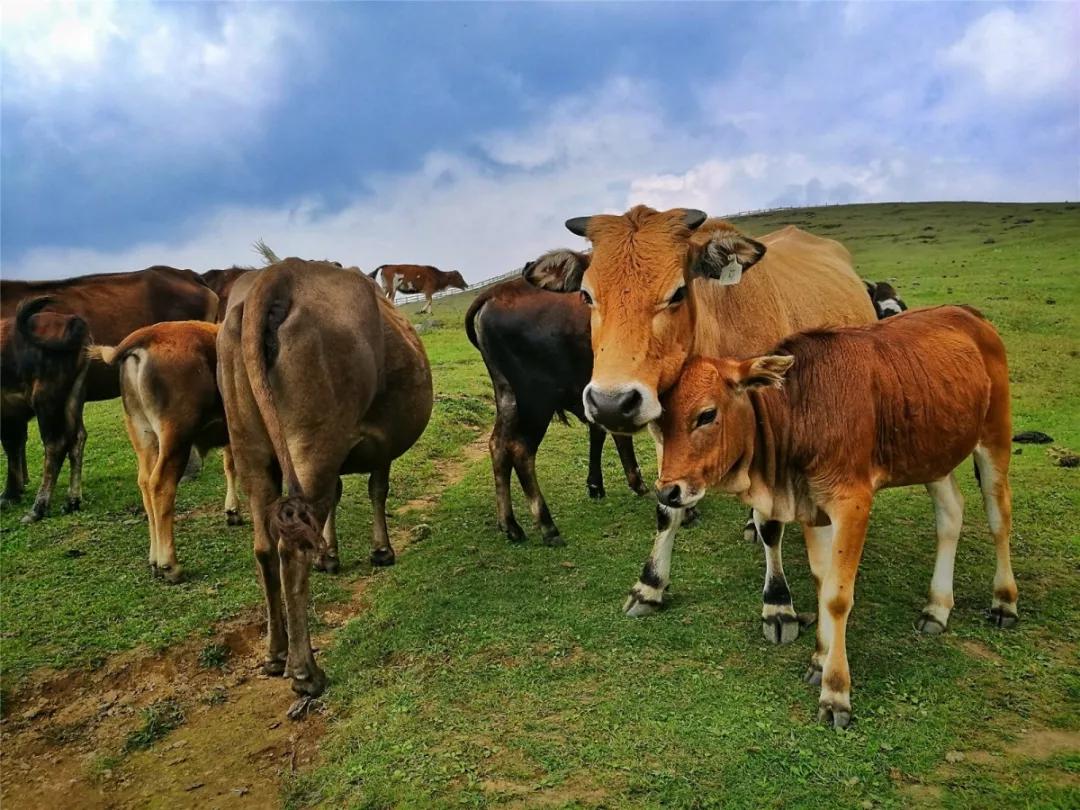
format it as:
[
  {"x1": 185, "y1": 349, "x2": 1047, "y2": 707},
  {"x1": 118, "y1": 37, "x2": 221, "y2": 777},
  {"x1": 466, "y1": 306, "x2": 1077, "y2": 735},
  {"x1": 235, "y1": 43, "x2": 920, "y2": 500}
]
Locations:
[
  {"x1": 464, "y1": 293, "x2": 487, "y2": 349},
  {"x1": 240, "y1": 272, "x2": 323, "y2": 555},
  {"x1": 15, "y1": 296, "x2": 88, "y2": 352},
  {"x1": 368, "y1": 267, "x2": 381, "y2": 280}
]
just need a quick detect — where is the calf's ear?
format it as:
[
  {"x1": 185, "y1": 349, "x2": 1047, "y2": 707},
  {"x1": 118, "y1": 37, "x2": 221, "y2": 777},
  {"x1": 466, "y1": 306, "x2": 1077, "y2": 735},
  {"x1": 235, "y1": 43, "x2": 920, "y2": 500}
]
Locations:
[
  {"x1": 521, "y1": 249, "x2": 590, "y2": 292},
  {"x1": 735, "y1": 355, "x2": 794, "y2": 391},
  {"x1": 693, "y1": 231, "x2": 767, "y2": 284}
]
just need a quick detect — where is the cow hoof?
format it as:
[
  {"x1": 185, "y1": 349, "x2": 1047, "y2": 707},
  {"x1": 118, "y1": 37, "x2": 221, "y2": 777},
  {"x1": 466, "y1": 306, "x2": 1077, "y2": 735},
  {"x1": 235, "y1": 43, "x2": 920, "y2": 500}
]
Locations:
[
  {"x1": 628, "y1": 471, "x2": 649, "y2": 497},
  {"x1": 542, "y1": 531, "x2": 566, "y2": 548},
  {"x1": 588, "y1": 483, "x2": 606, "y2": 500},
  {"x1": 161, "y1": 565, "x2": 184, "y2": 584},
  {"x1": 987, "y1": 606, "x2": 1018, "y2": 629},
  {"x1": 818, "y1": 701, "x2": 852, "y2": 730},
  {"x1": 225, "y1": 509, "x2": 243, "y2": 526},
  {"x1": 263, "y1": 659, "x2": 287, "y2": 677},
  {"x1": 314, "y1": 554, "x2": 342, "y2": 573},
  {"x1": 762, "y1": 612, "x2": 802, "y2": 645},
  {"x1": 290, "y1": 665, "x2": 327, "y2": 699},
  {"x1": 0, "y1": 492, "x2": 23, "y2": 508},
  {"x1": 20, "y1": 510, "x2": 43, "y2": 525},
  {"x1": 62, "y1": 497, "x2": 81, "y2": 514},
  {"x1": 916, "y1": 612, "x2": 947, "y2": 635},
  {"x1": 623, "y1": 588, "x2": 663, "y2": 617},
  {"x1": 500, "y1": 520, "x2": 527, "y2": 544},
  {"x1": 370, "y1": 548, "x2": 395, "y2": 568},
  {"x1": 742, "y1": 520, "x2": 757, "y2": 543},
  {"x1": 804, "y1": 664, "x2": 823, "y2": 686},
  {"x1": 682, "y1": 505, "x2": 701, "y2": 528}
]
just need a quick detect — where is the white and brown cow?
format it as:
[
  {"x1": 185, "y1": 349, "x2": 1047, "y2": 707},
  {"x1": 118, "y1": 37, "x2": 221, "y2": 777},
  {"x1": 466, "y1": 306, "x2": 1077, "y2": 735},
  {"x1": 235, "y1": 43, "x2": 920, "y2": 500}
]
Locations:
[
  {"x1": 93, "y1": 321, "x2": 240, "y2": 583},
  {"x1": 218, "y1": 259, "x2": 432, "y2": 715},
  {"x1": 523, "y1": 206, "x2": 877, "y2": 641},
  {"x1": 655, "y1": 305, "x2": 1017, "y2": 727},
  {"x1": 371, "y1": 264, "x2": 467, "y2": 314}
]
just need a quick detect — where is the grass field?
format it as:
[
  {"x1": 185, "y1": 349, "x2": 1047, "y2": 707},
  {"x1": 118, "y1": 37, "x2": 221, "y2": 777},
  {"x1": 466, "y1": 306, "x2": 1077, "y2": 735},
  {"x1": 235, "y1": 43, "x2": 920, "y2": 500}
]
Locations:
[{"x1": 2, "y1": 202, "x2": 1078, "y2": 808}]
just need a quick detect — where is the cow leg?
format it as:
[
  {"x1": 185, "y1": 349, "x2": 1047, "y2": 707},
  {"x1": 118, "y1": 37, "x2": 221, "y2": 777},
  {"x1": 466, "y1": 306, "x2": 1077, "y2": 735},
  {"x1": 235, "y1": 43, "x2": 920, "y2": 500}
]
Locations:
[
  {"x1": 623, "y1": 502, "x2": 682, "y2": 616},
  {"x1": 817, "y1": 494, "x2": 871, "y2": 729},
  {"x1": 315, "y1": 477, "x2": 343, "y2": 573},
  {"x1": 587, "y1": 424, "x2": 607, "y2": 499},
  {"x1": 62, "y1": 416, "x2": 87, "y2": 514},
  {"x1": 803, "y1": 521, "x2": 834, "y2": 685},
  {"x1": 420, "y1": 292, "x2": 433, "y2": 315},
  {"x1": 222, "y1": 446, "x2": 243, "y2": 525},
  {"x1": 510, "y1": 436, "x2": 562, "y2": 546},
  {"x1": 612, "y1": 432, "x2": 648, "y2": 496},
  {"x1": 916, "y1": 475, "x2": 964, "y2": 634},
  {"x1": 369, "y1": 463, "x2": 396, "y2": 567},
  {"x1": 1, "y1": 417, "x2": 29, "y2": 505},
  {"x1": 180, "y1": 446, "x2": 203, "y2": 482},
  {"x1": 490, "y1": 421, "x2": 525, "y2": 543},
  {"x1": 148, "y1": 438, "x2": 190, "y2": 583},
  {"x1": 757, "y1": 514, "x2": 803, "y2": 645},
  {"x1": 974, "y1": 443, "x2": 1018, "y2": 628},
  {"x1": 248, "y1": 472, "x2": 289, "y2": 677},
  {"x1": 24, "y1": 406, "x2": 71, "y2": 523}
]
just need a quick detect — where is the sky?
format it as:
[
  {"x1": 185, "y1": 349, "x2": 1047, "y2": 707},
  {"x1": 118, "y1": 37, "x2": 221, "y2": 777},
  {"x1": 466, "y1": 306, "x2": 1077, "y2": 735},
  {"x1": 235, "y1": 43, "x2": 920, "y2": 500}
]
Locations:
[{"x1": 2, "y1": 1, "x2": 1077, "y2": 281}]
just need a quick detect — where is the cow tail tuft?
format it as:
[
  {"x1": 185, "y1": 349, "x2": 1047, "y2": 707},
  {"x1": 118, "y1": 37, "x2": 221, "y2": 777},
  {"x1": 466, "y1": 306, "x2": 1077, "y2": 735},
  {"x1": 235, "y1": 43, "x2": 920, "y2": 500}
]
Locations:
[{"x1": 269, "y1": 495, "x2": 324, "y2": 557}]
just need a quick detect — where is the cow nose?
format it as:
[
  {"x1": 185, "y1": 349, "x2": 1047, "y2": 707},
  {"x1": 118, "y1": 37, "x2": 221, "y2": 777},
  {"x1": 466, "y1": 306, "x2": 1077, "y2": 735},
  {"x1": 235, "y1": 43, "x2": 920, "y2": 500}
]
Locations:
[
  {"x1": 657, "y1": 484, "x2": 682, "y2": 508},
  {"x1": 584, "y1": 386, "x2": 643, "y2": 429}
]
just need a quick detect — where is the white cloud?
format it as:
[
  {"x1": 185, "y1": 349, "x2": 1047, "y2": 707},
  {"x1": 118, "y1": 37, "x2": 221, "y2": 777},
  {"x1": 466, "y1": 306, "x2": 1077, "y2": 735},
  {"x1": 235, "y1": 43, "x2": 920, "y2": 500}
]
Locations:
[{"x1": 941, "y1": 4, "x2": 1078, "y2": 101}]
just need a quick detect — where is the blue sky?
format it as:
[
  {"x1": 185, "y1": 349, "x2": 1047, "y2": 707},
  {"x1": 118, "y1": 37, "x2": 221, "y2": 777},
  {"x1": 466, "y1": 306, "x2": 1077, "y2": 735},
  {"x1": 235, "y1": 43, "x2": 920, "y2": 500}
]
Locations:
[{"x1": 2, "y1": 1, "x2": 1077, "y2": 280}]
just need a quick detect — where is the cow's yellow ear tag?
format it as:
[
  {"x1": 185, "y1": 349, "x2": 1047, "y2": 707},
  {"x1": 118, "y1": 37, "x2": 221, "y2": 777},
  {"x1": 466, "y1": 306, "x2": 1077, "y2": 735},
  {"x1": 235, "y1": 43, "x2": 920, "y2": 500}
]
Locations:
[{"x1": 718, "y1": 260, "x2": 743, "y2": 286}]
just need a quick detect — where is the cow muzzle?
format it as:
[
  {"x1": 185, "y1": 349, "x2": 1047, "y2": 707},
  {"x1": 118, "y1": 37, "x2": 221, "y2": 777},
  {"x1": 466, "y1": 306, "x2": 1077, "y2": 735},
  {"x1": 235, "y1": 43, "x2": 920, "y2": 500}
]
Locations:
[
  {"x1": 655, "y1": 480, "x2": 704, "y2": 509},
  {"x1": 583, "y1": 382, "x2": 660, "y2": 433}
]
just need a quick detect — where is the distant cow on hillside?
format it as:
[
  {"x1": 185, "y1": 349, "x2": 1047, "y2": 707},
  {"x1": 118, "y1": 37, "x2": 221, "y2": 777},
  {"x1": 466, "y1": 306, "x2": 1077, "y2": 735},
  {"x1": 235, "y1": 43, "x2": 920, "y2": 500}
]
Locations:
[
  {"x1": 371, "y1": 264, "x2": 467, "y2": 314},
  {"x1": 1, "y1": 297, "x2": 91, "y2": 523},
  {"x1": 466, "y1": 276, "x2": 647, "y2": 546}
]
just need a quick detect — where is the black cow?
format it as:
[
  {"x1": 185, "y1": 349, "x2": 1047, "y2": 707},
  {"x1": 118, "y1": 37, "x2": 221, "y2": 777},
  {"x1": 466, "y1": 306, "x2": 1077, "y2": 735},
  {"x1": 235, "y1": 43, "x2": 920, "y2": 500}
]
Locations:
[
  {"x1": 864, "y1": 280, "x2": 908, "y2": 318},
  {"x1": 466, "y1": 273, "x2": 648, "y2": 546},
  {"x1": 1, "y1": 297, "x2": 91, "y2": 523}
]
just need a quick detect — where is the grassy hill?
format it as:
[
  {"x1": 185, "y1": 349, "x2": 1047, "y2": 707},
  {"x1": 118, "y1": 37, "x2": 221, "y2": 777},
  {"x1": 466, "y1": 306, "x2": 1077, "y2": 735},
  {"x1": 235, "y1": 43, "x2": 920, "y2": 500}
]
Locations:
[{"x1": 2, "y1": 202, "x2": 1077, "y2": 808}]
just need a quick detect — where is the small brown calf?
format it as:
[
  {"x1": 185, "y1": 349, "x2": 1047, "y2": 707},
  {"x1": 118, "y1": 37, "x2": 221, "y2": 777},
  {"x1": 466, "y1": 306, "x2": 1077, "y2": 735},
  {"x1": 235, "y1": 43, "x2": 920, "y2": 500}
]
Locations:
[
  {"x1": 93, "y1": 321, "x2": 240, "y2": 583},
  {"x1": 655, "y1": 305, "x2": 1017, "y2": 728}
]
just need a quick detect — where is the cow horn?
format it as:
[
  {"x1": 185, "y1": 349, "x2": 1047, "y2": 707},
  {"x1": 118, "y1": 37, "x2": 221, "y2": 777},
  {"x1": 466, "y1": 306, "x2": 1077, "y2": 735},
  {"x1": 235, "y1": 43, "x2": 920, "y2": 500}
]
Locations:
[
  {"x1": 565, "y1": 217, "x2": 591, "y2": 237},
  {"x1": 683, "y1": 209, "x2": 707, "y2": 230}
]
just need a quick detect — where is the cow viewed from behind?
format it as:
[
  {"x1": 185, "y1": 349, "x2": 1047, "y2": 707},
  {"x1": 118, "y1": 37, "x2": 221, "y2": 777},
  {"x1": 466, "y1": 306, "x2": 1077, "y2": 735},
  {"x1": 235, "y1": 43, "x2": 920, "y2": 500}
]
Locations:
[
  {"x1": 466, "y1": 276, "x2": 647, "y2": 546},
  {"x1": 219, "y1": 259, "x2": 433, "y2": 714},
  {"x1": 1, "y1": 297, "x2": 90, "y2": 523},
  {"x1": 371, "y1": 264, "x2": 467, "y2": 314},
  {"x1": 655, "y1": 305, "x2": 1017, "y2": 728},
  {"x1": 92, "y1": 321, "x2": 240, "y2": 583}
]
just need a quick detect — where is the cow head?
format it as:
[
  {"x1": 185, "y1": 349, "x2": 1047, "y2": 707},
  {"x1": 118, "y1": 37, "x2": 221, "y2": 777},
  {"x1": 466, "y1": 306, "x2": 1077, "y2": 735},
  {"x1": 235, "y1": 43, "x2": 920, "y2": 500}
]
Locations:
[
  {"x1": 522, "y1": 205, "x2": 766, "y2": 433},
  {"x1": 655, "y1": 354, "x2": 793, "y2": 508},
  {"x1": 446, "y1": 270, "x2": 468, "y2": 290}
]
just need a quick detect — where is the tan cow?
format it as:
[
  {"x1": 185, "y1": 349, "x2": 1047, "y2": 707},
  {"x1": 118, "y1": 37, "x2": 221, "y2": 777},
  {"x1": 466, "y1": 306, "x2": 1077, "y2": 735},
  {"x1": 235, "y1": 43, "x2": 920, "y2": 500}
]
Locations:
[
  {"x1": 92, "y1": 321, "x2": 240, "y2": 583},
  {"x1": 371, "y1": 264, "x2": 467, "y2": 314},
  {"x1": 655, "y1": 306, "x2": 1017, "y2": 727},
  {"x1": 523, "y1": 205, "x2": 877, "y2": 640},
  {"x1": 218, "y1": 259, "x2": 432, "y2": 714}
]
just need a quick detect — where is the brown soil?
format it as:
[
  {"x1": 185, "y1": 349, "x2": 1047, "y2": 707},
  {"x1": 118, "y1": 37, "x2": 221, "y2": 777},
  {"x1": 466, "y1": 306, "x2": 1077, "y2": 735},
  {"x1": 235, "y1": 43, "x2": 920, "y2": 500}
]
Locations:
[{"x1": 0, "y1": 432, "x2": 488, "y2": 809}]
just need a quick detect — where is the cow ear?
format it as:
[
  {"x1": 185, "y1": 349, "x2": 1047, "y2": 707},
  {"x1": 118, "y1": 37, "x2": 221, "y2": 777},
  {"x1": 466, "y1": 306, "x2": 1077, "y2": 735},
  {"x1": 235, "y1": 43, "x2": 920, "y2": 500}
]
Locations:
[
  {"x1": 521, "y1": 249, "x2": 590, "y2": 292},
  {"x1": 693, "y1": 231, "x2": 767, "y2": 285},
  {"x1": 735, "y1": 355, "x2": 794, "y2": 391}
]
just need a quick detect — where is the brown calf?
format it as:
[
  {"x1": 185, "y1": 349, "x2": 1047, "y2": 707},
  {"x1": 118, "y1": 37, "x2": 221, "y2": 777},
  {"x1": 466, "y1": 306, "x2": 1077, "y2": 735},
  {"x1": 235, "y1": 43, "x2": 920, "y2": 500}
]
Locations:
[
  {"x1": 219, "y1": 259, "x2": 432, "y2": 714},
  {"x1": 93, "y1": 322, "x2": 240, "y2": 583},
  {"x1": 371, "y1": 264, "x2": 467, "y2": 314},
  {"x1": 1, "y1": 297, "x2": 90, "y2": 523},
  {"x1": 655, "y1": 305, "x2": 1017, "y2": 727}
]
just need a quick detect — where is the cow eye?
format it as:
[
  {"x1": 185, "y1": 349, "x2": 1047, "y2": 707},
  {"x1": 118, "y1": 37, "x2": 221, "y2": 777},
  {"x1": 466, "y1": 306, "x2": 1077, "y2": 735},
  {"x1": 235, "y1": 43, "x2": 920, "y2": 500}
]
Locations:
[
  {"x1": 581, "y1": 290, "x2": 594, "y2": 307},
  {"x1": 668, "y1": 286, "x2": 688, "y2": 307},
  {"x1": 695, "y1": 408, "x2": 717, "y2": 428}
]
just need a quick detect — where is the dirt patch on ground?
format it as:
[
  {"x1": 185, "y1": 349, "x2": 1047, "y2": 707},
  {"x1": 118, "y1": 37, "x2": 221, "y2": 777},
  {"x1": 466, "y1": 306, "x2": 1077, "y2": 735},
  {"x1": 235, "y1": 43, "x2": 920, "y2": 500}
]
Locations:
[
  {"x1": 955, "y1": 638, "x2": 1004, "y2": 664},
  {"x1": 396, "y1": 434, "x2": 488, "y2": 515},
  {"x1": 1, "y1": 432, "x2": 488, "y2": 809}
]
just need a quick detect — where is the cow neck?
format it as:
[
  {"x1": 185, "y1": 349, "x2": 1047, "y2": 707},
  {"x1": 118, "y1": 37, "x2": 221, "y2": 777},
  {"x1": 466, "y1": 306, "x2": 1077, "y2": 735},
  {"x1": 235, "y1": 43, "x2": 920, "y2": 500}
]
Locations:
[{"x1": 722, "y1": 386, "x2": 801, "y2": 522}]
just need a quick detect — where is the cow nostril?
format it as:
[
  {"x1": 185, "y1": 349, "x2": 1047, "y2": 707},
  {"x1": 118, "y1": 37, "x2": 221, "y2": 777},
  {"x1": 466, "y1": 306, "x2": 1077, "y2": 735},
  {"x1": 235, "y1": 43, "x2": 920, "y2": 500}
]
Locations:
[
  {"x1": 658, "y1": 484, "x2": 681, "y2": 507},
  {"x1": 585, "y1": 388, "x2": 599, "y2": 411},
  {"x1": 619, "y1": 389, "x2": 642, "y2": 415}
]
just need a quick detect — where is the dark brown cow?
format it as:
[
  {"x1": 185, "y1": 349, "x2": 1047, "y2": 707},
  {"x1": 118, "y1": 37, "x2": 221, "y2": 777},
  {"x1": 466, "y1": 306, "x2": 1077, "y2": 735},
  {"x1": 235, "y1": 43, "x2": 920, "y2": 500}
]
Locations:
[
  {"x1": 466, "y1": 275, "x2": 647, "y2": 546},
  {"x1": 1, "y1": 266, "x2": 219, "y2": 401},
  {"x1": 93, "y1": 321, "x2": 240, "y2": 583},
  {"x1": 219, "y1": 259, "x2": 432, "y2": 714},
  {"x1": 1, "y1": 298, "x2": 90, "y2": 523},
  {"x1": 522, "y1": 206, "x2": 877, "y2": 643},
  {"x1": 371, "y1": 264, "x2": 467, "y2": 314},
  {"x1": 655, "y1": 306, "x2": 1017, "y2": 727},
  {"x1": 201, "y1": 267, "x2": 253, "y2": 319}
]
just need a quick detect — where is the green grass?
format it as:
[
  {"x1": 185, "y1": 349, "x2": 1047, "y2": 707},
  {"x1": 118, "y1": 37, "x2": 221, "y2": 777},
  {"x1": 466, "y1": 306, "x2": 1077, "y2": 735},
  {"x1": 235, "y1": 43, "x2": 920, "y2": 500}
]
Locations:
[{"x1": 3, "y1": 202, "x2": 1078, "y2": 808}]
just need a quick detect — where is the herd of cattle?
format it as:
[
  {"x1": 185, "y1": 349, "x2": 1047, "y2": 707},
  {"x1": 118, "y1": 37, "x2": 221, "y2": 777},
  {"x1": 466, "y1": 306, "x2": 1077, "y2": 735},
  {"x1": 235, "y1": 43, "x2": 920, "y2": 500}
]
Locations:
[{"x1": 0, "y1": 205, "x2": 1017, "y2": 727}]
